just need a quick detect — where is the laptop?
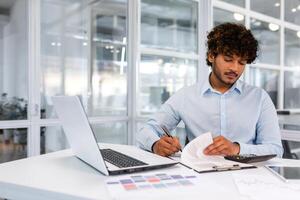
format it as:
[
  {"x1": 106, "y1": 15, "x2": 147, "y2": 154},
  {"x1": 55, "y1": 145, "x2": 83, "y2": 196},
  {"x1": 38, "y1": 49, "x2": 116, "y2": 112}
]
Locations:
[{"x1": 52, "y1": 96, "x2": 178, "y2": 176}]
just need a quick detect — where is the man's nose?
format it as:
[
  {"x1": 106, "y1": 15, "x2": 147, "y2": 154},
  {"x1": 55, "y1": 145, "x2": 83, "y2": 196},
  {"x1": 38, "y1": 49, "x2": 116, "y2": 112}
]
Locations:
[{"x1": 230, "y1": 61, "x2": 239, "y2": 72}]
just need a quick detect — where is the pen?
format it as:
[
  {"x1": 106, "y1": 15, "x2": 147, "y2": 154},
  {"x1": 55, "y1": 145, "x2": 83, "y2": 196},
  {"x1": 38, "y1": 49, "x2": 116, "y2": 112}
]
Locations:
[{"x1": 160, "y1": 125, "x2": 182, "y2": 152}]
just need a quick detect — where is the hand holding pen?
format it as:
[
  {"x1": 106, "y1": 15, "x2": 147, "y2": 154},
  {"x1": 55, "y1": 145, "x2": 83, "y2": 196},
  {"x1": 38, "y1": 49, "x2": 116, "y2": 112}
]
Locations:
[
  {"x1": 152, "y1": 125, "x2": 182, "y2": 157},
  {"x1": 161, "y1": 125, "x2": 182, "y2": 152}
]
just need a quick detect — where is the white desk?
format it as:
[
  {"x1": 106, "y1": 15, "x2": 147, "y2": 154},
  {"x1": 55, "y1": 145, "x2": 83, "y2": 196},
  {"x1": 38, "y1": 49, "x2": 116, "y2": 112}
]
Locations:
[{"x1": 1, "y1": 145, "x2": 300, "y2": 200}]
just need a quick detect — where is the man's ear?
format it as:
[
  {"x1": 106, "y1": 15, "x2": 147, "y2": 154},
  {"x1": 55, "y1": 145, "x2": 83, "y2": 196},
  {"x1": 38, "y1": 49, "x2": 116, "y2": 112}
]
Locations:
[{"x1": 208, "y1": 53, "x2": 214, "y2": 63}]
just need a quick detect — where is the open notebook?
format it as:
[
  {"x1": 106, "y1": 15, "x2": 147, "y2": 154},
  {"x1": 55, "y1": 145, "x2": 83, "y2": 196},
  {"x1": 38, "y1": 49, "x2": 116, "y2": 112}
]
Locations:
[{"x1": 180, "y1": 132, "x2": 255, "y2": 173}]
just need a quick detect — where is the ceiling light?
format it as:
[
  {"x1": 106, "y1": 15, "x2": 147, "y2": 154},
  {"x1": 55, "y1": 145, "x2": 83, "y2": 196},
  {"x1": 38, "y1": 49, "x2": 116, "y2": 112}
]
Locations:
[
  {"x1": 233, "y1": 13, "x2": 244, "y2": 21},
  {"x1": 83, "y1": 42, "x2": 88, "y2": 46},
  {"x1": 297, "y1": 31, "x2": 300, "y2": 38},
  {"x1": 297, "y1": 5, "x2": 300, "y2": 10},
  {"x1": 274, "y1": 3, "x2": 280, "y2": 7},
  {"x1": 51, "y1": 42, "x2": 56, "y2": 46},
  {"x1": 292, "y1": 8, "x2": 297, "y2": 12},
  {"x1": 268, "y1": 23, "x2": 279, "y2": 31}
]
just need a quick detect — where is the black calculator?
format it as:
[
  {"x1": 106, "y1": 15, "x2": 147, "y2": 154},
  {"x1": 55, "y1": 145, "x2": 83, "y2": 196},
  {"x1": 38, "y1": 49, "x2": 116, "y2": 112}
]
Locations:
[{"x1": 224, "y1": 154, "x2": 277, "y2": 163}]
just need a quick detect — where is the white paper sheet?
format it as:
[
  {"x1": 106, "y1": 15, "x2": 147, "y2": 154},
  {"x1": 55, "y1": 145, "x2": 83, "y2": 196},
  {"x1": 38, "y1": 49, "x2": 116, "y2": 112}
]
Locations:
[
  {"x1": 181, "y1": 132, "x2": 213, "y2": 163},
  {"x1": 233, "y1": 173, "x2": 300, "y2": 200},
  {"x1": 181, "y1": 132, "x2": 252, "y2": 171}
]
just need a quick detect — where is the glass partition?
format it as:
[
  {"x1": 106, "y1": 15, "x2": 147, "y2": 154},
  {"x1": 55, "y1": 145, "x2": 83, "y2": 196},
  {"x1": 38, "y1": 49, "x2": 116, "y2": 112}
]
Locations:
[
  {"x1": 213, "y1": 8, "x2": 245, "y2": 26},
  {"x1": 41, "y1": 122, "x2": 127, "y2": 154},
  {"x1": 91, "y1": 0, "x2": 127, "y2": 116},
  {"x1": 285, "y1": 0, "x2": 300, "y2": 25},
  {"x1": 250, "y1": 18, "x2": 280, "y2": 65},
  {"x1": 92, "y1": 122, "x2": 127, "y2": 145},
  {"x1": 139, "y1": 0, "x2": 198, "y2": 116},
  {"x1": 41, "y1": 126, "x2": 68, "y2": 154},
  {"x1": 141, "y1": 0, "x2": 198, "y2": 53},
  {"x1": 284, "y1": 71, "x2": 300, "y2": 109},
  {"x1": 251, "y1": 0, "x2": 280, "y2": 19},
  {"x1": 40, "y1": 0, "x2": 128, "y2": 118},
  {"x1": 0, "y1": 128, "x2": 27, "y2": 163},
  {"x1": 285, "y1": 28, "x2": 300, "y2": 67},
  {"x1": 138, "y1": 55, "x2": 197, "y2": 115},
  {"x1": 249, "y1": 67, "x2": 279, "y2": 107},
  {"x1": 0, "y1": 0, "x2": 28, "y2": 120}
]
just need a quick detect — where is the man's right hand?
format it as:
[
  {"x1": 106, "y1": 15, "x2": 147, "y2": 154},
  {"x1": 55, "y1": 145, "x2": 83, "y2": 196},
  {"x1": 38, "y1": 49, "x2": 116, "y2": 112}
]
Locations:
[{"x1": 152, "y1": 136, "x2": 182, "y2": 157}]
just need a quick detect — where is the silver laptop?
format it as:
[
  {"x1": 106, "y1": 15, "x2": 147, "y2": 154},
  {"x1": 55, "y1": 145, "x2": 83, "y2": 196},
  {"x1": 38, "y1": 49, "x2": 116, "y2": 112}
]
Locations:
[{"x1": 52, "y1": 96, "x2": 178, "y2": 176}]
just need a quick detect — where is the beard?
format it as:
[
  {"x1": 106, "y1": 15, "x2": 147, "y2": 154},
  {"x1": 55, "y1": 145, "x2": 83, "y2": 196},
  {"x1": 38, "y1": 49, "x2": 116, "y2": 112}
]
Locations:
[{"x1": 212, "y1": 67, "x2": 239, "y2": 87}]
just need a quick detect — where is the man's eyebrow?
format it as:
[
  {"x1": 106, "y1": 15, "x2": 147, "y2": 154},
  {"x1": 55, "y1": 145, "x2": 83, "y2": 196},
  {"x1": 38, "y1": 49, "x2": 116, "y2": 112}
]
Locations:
[
  {"x1": 239, "y1": 57, "x2": 247, "y2": 61},
  {"x1": 239, "y1": 59, "x2": 247, "y2": 63}
]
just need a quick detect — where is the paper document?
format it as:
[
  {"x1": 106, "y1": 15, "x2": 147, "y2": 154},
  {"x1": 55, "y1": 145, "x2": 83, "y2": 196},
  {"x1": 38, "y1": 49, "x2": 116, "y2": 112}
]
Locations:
[
  {"x1": 181, "y1": 132, "x2": 253, "y2": 172},
  {"x1": 233, "y1": 172, "x2": 300, "y2": 200}
]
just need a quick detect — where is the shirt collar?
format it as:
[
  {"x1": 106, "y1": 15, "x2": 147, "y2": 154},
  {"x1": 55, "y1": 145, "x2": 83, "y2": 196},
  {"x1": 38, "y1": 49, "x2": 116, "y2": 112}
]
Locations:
[
  {"x1": 229, "y1": 80, "x2": 242, "y2": 94},
  {"x1": 199, "y1": 75, "x2": 213, "y2": 95},
  {"x1": 200, "y1": 74, "x2": 243, "y2": 95}
]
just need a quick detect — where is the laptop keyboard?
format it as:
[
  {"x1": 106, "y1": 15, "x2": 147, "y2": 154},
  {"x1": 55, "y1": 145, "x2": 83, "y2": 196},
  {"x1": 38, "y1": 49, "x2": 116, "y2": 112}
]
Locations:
[{"x1": 100, "y1": 148, "x2": 148, "y2": 168}]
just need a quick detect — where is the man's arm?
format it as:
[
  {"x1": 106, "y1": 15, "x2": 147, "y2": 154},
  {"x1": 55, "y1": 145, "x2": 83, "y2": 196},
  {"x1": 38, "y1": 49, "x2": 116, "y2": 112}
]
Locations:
[
  {"x1": 238, "y1": 92, "x2": 283, "y2": 157},
  {"x1": 204, "y1": 91, "x2": 283, "y2": 157},
  {"x1": 137, "y1": 91, "x2": 183, "y2": 152}
]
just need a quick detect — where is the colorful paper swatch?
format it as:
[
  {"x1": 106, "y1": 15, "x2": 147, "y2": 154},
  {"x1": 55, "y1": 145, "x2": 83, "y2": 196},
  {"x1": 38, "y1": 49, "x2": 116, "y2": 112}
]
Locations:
[{"x1": 106, "y1": 173, "x2": 197, "y2": 191}]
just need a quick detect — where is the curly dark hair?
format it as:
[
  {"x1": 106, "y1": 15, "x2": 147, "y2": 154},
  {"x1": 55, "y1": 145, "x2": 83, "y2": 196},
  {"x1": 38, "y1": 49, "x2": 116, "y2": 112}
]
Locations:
[{"x1": 206, "y1": 23, "x2": 258, "y2": 66}]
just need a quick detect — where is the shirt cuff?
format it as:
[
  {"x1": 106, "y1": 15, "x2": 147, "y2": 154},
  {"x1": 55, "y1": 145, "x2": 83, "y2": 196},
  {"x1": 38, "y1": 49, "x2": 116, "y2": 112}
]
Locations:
[
  {"x1": 237, "y1": 142, "x2": 283, "y2": 157},
  {"x1": 233, "y1": 142, "x2": 240, "y2": 154},
  {"x1": 238, "y1": 142, "x2": 253, "y2": 155},
  {"x1": 144, "y1": 133, "x2": 161, "y2": 152}
]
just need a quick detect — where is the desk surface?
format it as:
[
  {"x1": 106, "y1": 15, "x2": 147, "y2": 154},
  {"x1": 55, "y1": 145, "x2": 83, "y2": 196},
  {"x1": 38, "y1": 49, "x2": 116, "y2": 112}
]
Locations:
[{"x1": 1, "y1": 144, "x2": 300, "y2": 200}]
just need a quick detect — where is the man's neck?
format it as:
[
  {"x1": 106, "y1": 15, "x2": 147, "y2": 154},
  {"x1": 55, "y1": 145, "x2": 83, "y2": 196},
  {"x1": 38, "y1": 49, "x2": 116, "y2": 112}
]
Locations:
[{"x1": 209, "y1": 73, "x2": 232, "y2": 94}]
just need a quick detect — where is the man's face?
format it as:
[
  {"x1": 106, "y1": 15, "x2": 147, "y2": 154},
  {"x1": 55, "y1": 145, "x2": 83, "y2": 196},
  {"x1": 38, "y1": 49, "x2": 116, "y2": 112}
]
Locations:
[{"x1": 209, "y1": 53, "x2": 246, "y2": 87}]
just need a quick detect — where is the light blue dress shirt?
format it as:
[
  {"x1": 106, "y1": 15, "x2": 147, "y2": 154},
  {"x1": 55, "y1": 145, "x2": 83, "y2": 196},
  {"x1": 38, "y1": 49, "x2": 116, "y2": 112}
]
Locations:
[{"x1": 137, "y1": 75, "x2": 283, "y2": 157}]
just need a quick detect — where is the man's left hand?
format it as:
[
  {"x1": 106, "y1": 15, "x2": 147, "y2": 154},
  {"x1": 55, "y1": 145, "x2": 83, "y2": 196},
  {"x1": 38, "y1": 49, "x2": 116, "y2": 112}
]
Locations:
[{"x1": 203, "y1": 136, "x2": 240, "y2": 156}]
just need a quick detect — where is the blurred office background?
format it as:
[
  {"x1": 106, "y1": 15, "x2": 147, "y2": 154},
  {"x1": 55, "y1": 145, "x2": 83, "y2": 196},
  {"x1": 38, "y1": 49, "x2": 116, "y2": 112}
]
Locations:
[{"x1": 1, "y1": 0, "x2": 300, "y2": 163}]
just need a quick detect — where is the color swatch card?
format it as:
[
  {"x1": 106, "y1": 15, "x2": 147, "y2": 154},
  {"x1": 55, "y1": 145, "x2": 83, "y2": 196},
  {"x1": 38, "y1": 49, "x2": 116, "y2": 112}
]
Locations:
[
  {"x1": 105, "y1": 168, "x2": 236, "y2": 200},
  {"x1": 105, "y1": 172, "x2": 203, "y2": 200},
  {"x1": 107, "y1": 173, "x2": 196, "y2": 191}
]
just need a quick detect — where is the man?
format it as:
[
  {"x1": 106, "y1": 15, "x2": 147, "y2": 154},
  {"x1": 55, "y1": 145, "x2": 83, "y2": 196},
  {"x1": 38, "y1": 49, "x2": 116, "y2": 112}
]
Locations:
[{"x1": 137, "y1": 23, "x2": 283, "y2": 157}]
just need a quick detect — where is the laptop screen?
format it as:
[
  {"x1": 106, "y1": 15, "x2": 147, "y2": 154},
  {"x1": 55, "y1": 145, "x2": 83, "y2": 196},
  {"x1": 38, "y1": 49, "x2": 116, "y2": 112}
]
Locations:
[{"x1": 52, "y1": 96, "x2": 109, "y2": 175}]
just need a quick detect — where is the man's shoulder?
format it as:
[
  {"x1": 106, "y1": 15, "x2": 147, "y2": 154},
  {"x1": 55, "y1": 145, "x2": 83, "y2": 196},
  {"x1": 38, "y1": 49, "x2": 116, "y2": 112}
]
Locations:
[
  {"x1": 240, "y1": 80, "x2": 265, "y2": 93},
  {"x1": 240, "y1": 81, "x2": 269, "y2": 99},
  {"x1": 175, "y1": 83, "x2": 198, "y2": 94},
  {"x1": 168, "y1": 83, "x2": 199, "y2": 101}
]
